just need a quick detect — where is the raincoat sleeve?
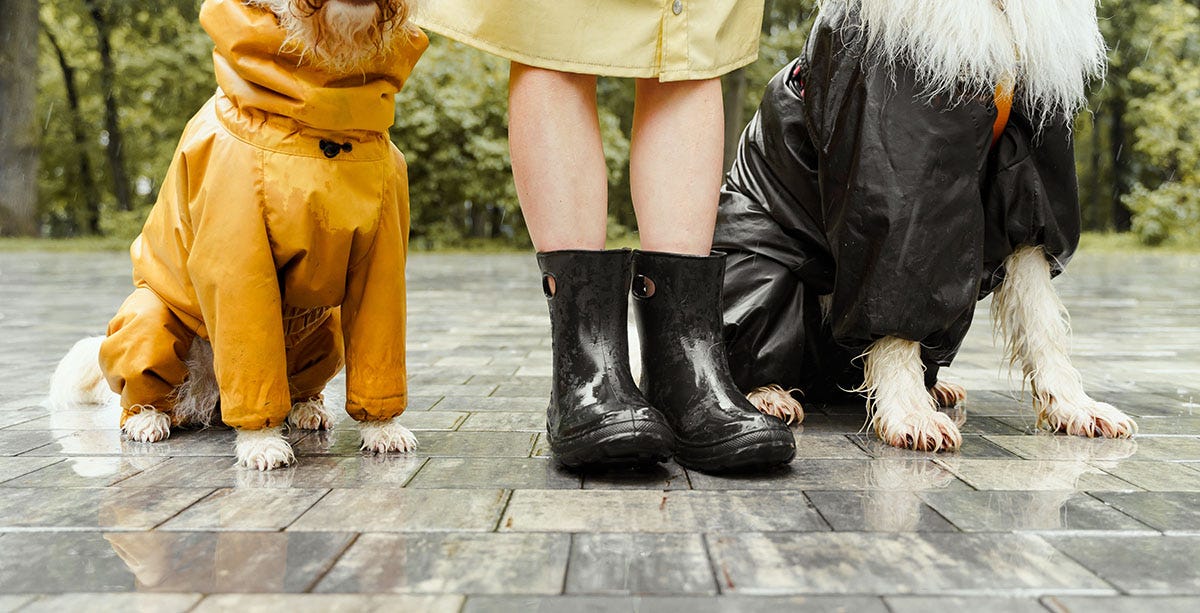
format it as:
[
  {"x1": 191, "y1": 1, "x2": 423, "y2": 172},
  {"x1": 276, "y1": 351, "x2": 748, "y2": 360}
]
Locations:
[
  {"x1": 340, "y1": 158, "x2": 410, "y2": 422},
  {"x1": 715, "y1": 60, "x2": 836, "y2": 393},
  {"x1": 980, "y1": 107, "x2": 1082, "y2": 295},
  {"x1": 187, "y1": 175, "x2": 292, "y2": 430}
]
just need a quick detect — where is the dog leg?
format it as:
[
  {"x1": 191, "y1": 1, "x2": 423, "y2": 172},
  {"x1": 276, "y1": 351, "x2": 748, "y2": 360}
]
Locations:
[
  {"x1": 929, "y1": 380, "x2": 967, "y2": 407},
  {"x1": 123, "y1": 406, "x2": 172, "y2": 442},
  {"x1": 169, "y1": 338, "x2": 220, "y2": 428},
  {"x1": 287, "y1": 397, "x2": 335, "y2": 431},
  {"x1": 235, "y1": 427, "x2": 295, "y2": 470},
  {"x1": 993, "y1": 245, "x2": 1137, "y2": 438},
  {"x1": 359, "y1": 417, "x2": 418, "y2": 454},
  {"x1": 746, "y1": 384, "x2": 805, "y2": 425},
  {"x1": 861, "y1": 337, "x2": 963, "y2": 452}
]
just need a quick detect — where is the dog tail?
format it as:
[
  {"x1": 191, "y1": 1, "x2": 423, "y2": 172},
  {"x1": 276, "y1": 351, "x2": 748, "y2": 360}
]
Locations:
[{"x1": 48, "y1": 336, "x2": 113, "y2": 409}]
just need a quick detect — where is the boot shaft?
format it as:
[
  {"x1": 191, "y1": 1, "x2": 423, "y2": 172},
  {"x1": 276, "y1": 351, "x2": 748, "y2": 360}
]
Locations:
[
  {"x1": 536, "y1": 250, "x2": 635, "y2": 368},
  {"x1": 631, "y1": 250, "x2": 739, "y2": 404}
]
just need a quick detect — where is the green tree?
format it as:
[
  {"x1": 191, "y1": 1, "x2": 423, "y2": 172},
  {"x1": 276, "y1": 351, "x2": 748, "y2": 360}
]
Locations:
[
  {"x1": 392, "y1": 36, "x2": 631, "y2": 248},
  {"x1": 1118, "y1": 0, "x2": 1200, "y2": 244},
  {"x1": 0, "y1": 0, "x2": 40, "y2": 236}
]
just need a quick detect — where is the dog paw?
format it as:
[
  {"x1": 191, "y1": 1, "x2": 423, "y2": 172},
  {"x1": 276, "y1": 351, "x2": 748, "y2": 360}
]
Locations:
[
  {"x1": 874, "y1": 409, "x2": 963, "y2": 452},
  {"x1": 747, "y1": 384, "x2": 805, "y2": 425},
  {"x1": 122, "y1": 407, "x2": 171, "y2": 443},
  {"x1": 1039, "y1": 396, "x2": 1138, "y2": 439},
  {"x1": 287, "y1": 397, "x2": 334, "y2": 431},
  {"x1": 359, "y1": 419, "x2": 418, "y2": 454},
  {"x1": 235, "y1": 427, "x2": 295, "y2": 471},
  {"x1": 929, "y1": 381, "x2": 967, "y2": 407}
]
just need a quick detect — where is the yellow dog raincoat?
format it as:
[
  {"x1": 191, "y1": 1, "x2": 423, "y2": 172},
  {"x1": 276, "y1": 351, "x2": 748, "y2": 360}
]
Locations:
[{"x1": 99, "y1": 0, "x2": 428, "y2": 430}]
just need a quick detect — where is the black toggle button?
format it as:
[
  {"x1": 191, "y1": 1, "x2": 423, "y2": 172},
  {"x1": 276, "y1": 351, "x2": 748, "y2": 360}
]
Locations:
[{"x1": 319, "y1": 139, "x2": 353, "y2": 158}]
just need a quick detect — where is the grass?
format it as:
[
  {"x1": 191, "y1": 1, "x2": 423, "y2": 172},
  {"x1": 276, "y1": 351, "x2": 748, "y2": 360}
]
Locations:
[
  {"x1": 3, "y1": 232, "x2": 1197, "y2": 254},
  {"x1": 0, "y1": 236, "x2": 132, "y2": 252},
  {"x1": 1077, "y1": 232, "x2": 1200, "y2": 254}
]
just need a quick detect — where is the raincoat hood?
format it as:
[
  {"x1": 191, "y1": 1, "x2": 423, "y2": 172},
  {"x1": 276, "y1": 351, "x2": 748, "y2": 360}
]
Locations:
[{"x1": 201, "y1": 0, "x2": 428, "y2": 133}]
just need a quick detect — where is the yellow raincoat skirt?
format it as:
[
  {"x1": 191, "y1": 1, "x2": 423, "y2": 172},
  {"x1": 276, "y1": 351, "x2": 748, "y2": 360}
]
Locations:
[
  {"x1": 99, "y1": 0, "x2": 428, "y2": 430},
  {"x1": 415, "y1": 0, "x2": 764, "y2": 81}
]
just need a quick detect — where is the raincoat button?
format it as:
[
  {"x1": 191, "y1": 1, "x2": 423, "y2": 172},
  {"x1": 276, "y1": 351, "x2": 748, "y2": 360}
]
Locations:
[
  {"x1": 319, "y1": 139, "x2": 352, "y2": 159},
  {"x1": 672, "y1": 1, "x2": 682, "y2": 16}
]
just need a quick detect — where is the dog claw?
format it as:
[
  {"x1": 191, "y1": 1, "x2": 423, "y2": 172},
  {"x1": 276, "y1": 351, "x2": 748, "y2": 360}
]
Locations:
[
  {"x1": 287, "y1": 398, "x2": 334, "y2": 431},
  {"x1": 747, "y1": 384, "x2": 805, "y2": 425},
  {"x1": 929, "y1": 381, "x2": 967, "y2": 407},
  {"x1": 122, "y1": 408, "x2": 172, "y2": 443},
  {"x1": 878, "y1": 410, "x2": 963, "y2": 452},
  {"x1": 359, "y1": 420, "x2": 418, "y2": 454},
  {"x1": 1040, "y1": 397, "x2": 1137, "y2": 439},
  {"x1": 235, "y1": 428, "x2": 296, "y2": 471}
]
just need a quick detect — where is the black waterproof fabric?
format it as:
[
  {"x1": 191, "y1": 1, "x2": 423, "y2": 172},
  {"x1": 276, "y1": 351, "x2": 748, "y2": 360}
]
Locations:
[{"x1": 715, "y1": 3, "x2": 1081, "y2": 397}]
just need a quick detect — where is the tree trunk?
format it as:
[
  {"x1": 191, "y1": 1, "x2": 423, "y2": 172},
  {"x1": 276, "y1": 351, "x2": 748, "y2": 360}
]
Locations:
[
  {"x1": 44, "y1": 23, "x2": 101, "y2": 235},
  {"x1": 85, "y1": 0, "x2": 133, "y2": 212},
  {"x1": 489, "y1": 205, "x2": 506, "y2": 239},
  {"x1": 1087, "y1": 112, "x2": 1103, "y2": 230},
  {"x1": 467, "y1": 201, "x2": 488, "y2": 238},
  {"x1": 0, "y1": 0, "x2": 41, "y2": 236},
  {"x1": 1109, "y1": 97, "x2": 1133, "y2": 232},
  {"x1": 722, "y1": 67, "x2": 749, "y2": 171}
]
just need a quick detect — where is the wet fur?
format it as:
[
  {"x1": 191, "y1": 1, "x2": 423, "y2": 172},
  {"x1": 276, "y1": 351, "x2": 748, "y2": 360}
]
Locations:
[
  {"x1": 993, "y1": 246, "x2": 1137, "y2": 438},
  {"x1": 829, "y1": 0, "x2": 1106, "y2": 124},
  {"x1": 247, "y1": 0, "x2": 417, "y2": 74}
]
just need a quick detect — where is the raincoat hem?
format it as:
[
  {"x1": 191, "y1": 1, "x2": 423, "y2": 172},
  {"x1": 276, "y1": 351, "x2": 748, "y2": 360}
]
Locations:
[{"x1": 417, "y1": 18, "x2": 756, "y2": 81}]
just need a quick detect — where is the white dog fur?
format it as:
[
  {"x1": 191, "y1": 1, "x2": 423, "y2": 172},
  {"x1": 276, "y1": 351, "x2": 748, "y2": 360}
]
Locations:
[
  {"x1": 831, "y1": 0, "x2": 1107, "y2": 124},
  {"x1": 816, "y1": 246, "x2": 1136, "y2": 452},
  {"x1": 993, "y1": 246, "x2": 1138, "y2": 438}
]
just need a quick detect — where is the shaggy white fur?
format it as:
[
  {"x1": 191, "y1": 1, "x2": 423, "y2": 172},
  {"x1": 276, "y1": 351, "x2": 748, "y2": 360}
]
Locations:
[
  {"x1": 169, "y1": 338, "x2": 220, "y2": 427},
  {"x1": 859, "y1": 336, "x2": 963, "y2": 452},
  {"x1": 47, "y1": 336, "x2": 113, "y2": 409},
  {"x1": 123, "y1": 407, "x2": 172, "y2": 443},
  {"x1": 747, "y1": 384, "x2": 805, "y2": 425},
  {"x1": 993, "y1": 245, "x2": 1138, "y2": 438},
  {"x1": 359, "y1": 418, "x2": 418, "y2": 453},
  {"x1": 830, "y1": 0, "x2": 1106, "y2": 123},
  {"x1": 287, "y1": 397, "x2": 335, "y2": 430},
  {"x1": 236, "y1": 427, "x2": 296, "y2": 470},
  {"x1": 248, "y1": 0, "x2": 414, "y2": 74},
  {"x1": 929, "y1": 380, "x2": 968, "y2": 408}
]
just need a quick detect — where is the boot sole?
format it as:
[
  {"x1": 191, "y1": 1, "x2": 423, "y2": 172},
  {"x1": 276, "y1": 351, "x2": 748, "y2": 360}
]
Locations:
[
  {"x1": 550, "y1": 421, "x2": 675, "y2": 468},
  {"x1": 675, "y1": 430, "x2": 796, "y2": 474}
]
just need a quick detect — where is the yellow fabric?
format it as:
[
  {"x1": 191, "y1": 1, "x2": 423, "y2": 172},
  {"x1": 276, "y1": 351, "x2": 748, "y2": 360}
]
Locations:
[
  {"x1": 100, "y1": 291, "x2": 345, "y2": 427},
  {"x1": 99, "y1": 0, "x2": 427, "y2": 429},
  {"x1": 415, "y1": 0, "x2": 765, "y2": 81}
]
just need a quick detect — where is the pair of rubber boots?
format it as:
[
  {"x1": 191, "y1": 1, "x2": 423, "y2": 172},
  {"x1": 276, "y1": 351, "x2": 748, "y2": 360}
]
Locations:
[{"x1": 537, "y1": 249, "x2": 796, "y2": 473}]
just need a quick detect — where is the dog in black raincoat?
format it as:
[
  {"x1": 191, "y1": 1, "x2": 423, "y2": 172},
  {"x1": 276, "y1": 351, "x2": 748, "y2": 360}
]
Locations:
[{"x1": 716, "y1": 0, "x2": 1137, "y2": 451}]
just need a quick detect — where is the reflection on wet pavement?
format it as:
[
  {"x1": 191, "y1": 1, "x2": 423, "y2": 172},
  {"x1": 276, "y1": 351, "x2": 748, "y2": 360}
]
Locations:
[{"x1": 2, "y1": 251, "x2": 1199, "y2": 608}]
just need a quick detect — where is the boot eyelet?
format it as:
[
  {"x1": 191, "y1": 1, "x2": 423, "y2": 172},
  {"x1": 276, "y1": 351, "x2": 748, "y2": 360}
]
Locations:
[
  {"x1": 632, "y1": 275, "x2": 656, "y2": 299},
  {"x1": 542, "y1": 273, "x2": 557, "y2": 298}
]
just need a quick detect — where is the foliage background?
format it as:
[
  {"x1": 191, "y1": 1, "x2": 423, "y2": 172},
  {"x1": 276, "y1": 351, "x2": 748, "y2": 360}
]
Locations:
[{"x1": 29, "y1": 0, "x2": 1200, "y2": 247}]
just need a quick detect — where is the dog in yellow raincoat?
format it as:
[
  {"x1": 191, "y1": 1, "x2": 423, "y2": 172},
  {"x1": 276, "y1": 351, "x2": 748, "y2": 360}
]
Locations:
[{"x1": 49, "y1": 0, "x2": 427, "y2": 470}]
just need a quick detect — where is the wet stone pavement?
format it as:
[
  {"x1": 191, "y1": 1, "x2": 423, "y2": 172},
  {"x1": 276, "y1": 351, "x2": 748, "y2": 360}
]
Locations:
[{"x1": 1, "y1": 250, "x2": 1199, "y2": 612}]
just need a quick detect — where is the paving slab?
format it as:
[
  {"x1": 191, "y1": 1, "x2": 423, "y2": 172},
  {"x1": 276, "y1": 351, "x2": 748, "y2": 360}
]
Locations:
[
  {"x1": 1045, "y1": 535, "x2": 1200, "y2": 594},
  {"x1": 3, "y1": 250, "x2": 1199, "y2": 605},
  {"x1": 315, "y1": 532, "x2": 569, "y2": 594},
  {"x1": 707, "y1": 532, "x2": 1114, "y2": 595}
]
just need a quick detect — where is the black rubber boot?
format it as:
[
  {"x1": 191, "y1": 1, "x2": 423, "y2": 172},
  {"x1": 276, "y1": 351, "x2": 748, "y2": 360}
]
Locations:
[
  {"x1": 632, "y1": 250, "x2": 796, "y2": 473},
  {"x1": 537, "y1": 250, "x2": 675, "y2": 468}
]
